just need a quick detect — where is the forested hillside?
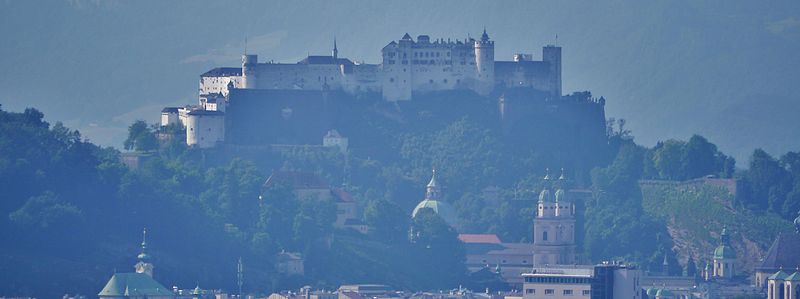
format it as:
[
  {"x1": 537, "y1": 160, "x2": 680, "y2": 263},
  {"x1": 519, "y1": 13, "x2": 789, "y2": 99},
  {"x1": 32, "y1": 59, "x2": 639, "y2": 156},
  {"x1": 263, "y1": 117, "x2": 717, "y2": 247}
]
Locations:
[{"x1": 0, "y1": 103, "x2": 797, "y2": 297}]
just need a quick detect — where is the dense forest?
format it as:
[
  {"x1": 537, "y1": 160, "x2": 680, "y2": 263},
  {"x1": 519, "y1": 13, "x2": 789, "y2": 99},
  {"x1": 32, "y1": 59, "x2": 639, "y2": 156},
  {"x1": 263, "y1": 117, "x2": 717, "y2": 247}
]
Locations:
[{"x1": 0, "y1": 101, "x2": 798, "y2": 297}]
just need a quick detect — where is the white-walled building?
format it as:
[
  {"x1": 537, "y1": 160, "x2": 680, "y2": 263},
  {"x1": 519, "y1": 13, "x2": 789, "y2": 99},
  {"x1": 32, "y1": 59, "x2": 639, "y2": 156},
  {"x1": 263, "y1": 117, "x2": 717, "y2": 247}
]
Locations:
[
  {"x1": 323, "y1": 129, "x2": 349, "y2": 153},
  {"x1": 522, "y1": 263, "x2": 641, "y2": 299},
  {"x1": 199, "y1": 30, "x2": 561, "y2": 103}
]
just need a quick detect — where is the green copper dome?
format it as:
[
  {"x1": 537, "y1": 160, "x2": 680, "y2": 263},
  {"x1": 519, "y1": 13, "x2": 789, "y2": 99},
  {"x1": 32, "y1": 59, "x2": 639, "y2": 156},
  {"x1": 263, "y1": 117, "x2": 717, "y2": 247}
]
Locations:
[
  {"x1": 655, "y1": 288, "x2": 673, "y2": 297},
  {"x1": 538, "y1": 188, "x2": 553, "y2": 202},
  {"x1": 554, "y1": 189, "x2": 566, "y2": 202},
  {"x1": 769, "y1": 270, "x2": 790, "y2": 280},
  {"x1": 412, "y1": 199, "x2": 457, "y2": 227},
  {"x1": 714, "y1": 226, "x2": 736, "y2": 259},
  {"x1": 714, "y1": 245, "x2": 736, "y2": 259},
  {"x1": 646, "y1": 288, "x2": 658, "y2": 297}
]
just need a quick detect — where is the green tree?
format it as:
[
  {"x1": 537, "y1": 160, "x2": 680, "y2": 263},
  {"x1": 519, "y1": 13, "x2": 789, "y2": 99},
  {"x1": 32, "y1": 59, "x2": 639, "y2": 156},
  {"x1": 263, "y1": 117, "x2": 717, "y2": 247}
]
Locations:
[
  {"x1": 652, "y1": 140, "x2": 686, "y2": 180},
  {"x1": 682, "y1": 135, "x2": 718, "y2": 179},
  {"x1": 364, "y1": 198, "x2": 409, "y2": 244},
  {"x1": 124, "y1": 120, "x2": 157, "y2": 151}
]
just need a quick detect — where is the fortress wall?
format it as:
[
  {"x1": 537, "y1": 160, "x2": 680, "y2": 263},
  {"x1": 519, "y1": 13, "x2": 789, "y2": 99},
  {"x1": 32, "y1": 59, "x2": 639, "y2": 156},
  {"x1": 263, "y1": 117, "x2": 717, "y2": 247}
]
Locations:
[{"x1": 200, "y1": 76, "x2": 243, "y2": 95}]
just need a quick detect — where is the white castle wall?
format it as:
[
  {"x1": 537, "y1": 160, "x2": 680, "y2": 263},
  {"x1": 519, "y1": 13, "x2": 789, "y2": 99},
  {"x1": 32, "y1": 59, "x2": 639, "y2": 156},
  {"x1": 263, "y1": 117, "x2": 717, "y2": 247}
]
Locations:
[{"x1": 186, "y1": 111, "x2": 225, "y2": 148}]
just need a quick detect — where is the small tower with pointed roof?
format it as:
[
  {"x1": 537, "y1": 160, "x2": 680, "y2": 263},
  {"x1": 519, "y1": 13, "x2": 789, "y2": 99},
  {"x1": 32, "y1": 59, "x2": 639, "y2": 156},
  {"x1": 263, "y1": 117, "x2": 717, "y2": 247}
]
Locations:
[
  {"x1": 712, "y1": 226, "x2": 736, "y2": 279},
  {"x1": 533, "y1": 168, "x2": 576, "y2": 266},
  {"x1": 473, "y1": 27, "x2": 495, "y2": 95},
  {"x1": 134, "y1": 228, "x2": 154, "y2": 277}
]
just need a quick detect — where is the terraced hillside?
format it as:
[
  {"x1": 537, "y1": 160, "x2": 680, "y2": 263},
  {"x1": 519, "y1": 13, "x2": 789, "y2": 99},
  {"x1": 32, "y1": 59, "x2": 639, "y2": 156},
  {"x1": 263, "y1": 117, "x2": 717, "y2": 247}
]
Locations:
[{"x1": 640, "y1": 180, "x2": 793, "y2": 274}]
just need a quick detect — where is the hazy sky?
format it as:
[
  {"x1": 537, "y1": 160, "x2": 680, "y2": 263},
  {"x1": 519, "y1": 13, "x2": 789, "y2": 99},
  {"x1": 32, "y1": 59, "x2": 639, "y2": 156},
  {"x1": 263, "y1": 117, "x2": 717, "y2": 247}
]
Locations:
[{"x1": 1, "y1": 0, "x2": 799, "y2": 163}]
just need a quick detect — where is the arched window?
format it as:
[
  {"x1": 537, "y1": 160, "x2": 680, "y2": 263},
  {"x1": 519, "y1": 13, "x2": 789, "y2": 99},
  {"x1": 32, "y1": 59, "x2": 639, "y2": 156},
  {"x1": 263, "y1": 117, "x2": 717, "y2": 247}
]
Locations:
[{"x1": 543, "y1": 231, "x2": 548, "y2": 241}]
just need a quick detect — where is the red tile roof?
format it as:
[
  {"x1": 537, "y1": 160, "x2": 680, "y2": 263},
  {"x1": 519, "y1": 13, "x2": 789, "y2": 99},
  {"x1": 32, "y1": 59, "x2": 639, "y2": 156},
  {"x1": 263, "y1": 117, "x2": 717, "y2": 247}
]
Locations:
[{"x1": 458, "y1": 234, "x2": 502, "y2": 244}]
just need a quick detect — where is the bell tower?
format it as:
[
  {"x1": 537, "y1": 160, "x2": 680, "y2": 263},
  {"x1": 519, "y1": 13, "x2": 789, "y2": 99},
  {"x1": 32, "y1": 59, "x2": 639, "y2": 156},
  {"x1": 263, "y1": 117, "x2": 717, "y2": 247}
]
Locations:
[
  {"x1": 134, "y1": 228, "x2": 154, "y2": 277},
  {"x1": 532, "y1": 168, "x2": 576, "y2": 266}
]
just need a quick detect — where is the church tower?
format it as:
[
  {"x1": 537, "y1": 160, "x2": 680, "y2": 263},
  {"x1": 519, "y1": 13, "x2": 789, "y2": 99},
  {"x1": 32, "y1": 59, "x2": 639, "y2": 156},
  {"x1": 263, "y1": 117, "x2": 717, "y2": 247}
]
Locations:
[
  {"x1": 333, "y1": 38, "x2": 339, "y2": 60},
  {"x1": 134, "y1": 228, "x2": 154, "y2": 277},
  {"x1": 713, "y1": 226, "x2": 736, "y2": 279},
  {"x1": 532, "y1": 169, "x2": 576, "y2": 266}
]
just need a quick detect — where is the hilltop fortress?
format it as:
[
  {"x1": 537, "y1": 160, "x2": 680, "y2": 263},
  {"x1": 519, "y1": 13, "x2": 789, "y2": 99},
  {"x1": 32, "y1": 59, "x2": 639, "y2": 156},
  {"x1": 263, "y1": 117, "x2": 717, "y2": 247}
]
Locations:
[
  {"x1": 199, "y1": 30, "x2": 561, "y2": 103},
  {"x1": 162, "y1": 30, "x2": 598, "y2": 150}
]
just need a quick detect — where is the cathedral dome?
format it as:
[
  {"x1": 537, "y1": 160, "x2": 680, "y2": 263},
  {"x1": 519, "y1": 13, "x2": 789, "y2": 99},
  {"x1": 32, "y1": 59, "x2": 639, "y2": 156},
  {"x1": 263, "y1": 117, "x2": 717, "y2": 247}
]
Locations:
[
  {"x1": 714, "y1": 245, "x2": 736, "y2": 259},
  {"x1": 412, "y1": 199, "x2": 457, "y2": 227}
]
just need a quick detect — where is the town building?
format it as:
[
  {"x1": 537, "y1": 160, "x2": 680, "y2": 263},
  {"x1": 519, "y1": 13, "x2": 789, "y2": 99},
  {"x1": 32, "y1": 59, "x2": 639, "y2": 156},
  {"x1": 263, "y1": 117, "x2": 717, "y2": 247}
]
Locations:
[
  {"x1": 276, "y1": 251, "x2": 305, "y2": 276},
  {"x1": 756, "y1": 214, "x2": 800, "y2": 289},
  {"x1": 521, "y1": 263, "x2": 641, "y2": 299},
  {"x1": 322, "y1": 129, "x2": 349, "y2": 153},
  {"x1": 459, "y1": 234, "x2": 534, "y2": 288},
  {"x1": 261, "y1": 171, "x2": 363, "y2": 232}
]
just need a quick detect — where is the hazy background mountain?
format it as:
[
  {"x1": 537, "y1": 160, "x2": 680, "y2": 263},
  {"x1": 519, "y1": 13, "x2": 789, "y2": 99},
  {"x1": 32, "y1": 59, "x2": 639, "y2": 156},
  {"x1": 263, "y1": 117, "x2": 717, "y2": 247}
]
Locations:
[{"x1": 1, "y1": 0, "x2": 798, "y2": 163}]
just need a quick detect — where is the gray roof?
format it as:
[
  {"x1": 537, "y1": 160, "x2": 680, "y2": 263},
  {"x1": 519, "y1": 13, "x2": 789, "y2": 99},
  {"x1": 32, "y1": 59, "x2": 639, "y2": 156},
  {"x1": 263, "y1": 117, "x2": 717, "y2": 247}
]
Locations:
[
  {"x1": 759, "y1": 232, "x2": 800, "y2": 270},
  {"x1": 98, "y1": 273, "x2": 173, "y2": 297},
  {"x1": 201, "y1": 67, "x2": 242, "y2": 77},
  {"x1": 297, "y1": 55, "x2": 354, "y2": 65}
]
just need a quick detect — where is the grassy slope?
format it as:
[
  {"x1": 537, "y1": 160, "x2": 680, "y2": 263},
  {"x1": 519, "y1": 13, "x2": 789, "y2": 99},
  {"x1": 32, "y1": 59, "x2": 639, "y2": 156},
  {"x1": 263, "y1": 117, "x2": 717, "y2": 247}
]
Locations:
[{"x1": 640, "y1": 182, "x2": 792, "y2": 274}]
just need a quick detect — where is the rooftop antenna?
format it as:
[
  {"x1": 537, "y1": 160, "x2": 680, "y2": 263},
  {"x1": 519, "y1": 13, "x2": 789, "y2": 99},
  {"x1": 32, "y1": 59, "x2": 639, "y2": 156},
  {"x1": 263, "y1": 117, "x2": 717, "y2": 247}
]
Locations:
[{"x1": 554, "y1": 34, "x2": 558, "y2": 46}]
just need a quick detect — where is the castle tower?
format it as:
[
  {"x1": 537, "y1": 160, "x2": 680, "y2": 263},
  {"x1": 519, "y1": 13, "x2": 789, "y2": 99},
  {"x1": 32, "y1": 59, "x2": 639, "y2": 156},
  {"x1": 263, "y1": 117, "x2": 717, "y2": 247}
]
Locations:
[
  {"x1": 532, "y1": 168, "x2": 576, "y2": 266},
  {"x1": 474, "y1": 28, "x2": 495, "y2": 95},
  {"x1": 134, "y1": 228, "x2": 154, "y2": 277},
  {"x1": 242, "y1": 54, "x2": 258, "y2": 89},
  {"x1": 542, "y1": 45, "x2": 562, "y2": 98},
  {"x1": 712, "y1": 226, "x2": 736, "y2": 279}
]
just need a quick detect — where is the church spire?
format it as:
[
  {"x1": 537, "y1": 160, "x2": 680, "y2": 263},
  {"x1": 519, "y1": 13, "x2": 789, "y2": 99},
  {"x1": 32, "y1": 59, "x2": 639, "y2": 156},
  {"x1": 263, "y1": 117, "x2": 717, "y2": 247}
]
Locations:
[
  {"x1": 333, "y1": 37, "x2": 338, "y2": 60},
  {"x1": 426, "y1": 168, "x2": 439, "y2": 200},
  {"x1": 135, "y1": 227, "x2": 154, "y2": 277}
]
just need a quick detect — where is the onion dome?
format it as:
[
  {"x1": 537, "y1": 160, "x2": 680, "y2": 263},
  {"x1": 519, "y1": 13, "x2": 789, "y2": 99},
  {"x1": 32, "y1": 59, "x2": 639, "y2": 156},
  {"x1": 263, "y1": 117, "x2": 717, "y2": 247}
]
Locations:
[
  {"x1": 538, "y1": 188, "x2": 553, "y2": 203},
  {"x1": 714, "y1": 226, "x2": 736, "y2": 259},
  {"x1": 481, "y1": 28, "x2": 490, "y2": 41},
  {"x1": 554, "y1": 189, "x2": 565, "y2": 202},
  {"x1": 137, "y1": 228, "x2": 151, "y2": 261},
  {"x1": 646, "y1": 288, "x2": 658, "y2": 297}
]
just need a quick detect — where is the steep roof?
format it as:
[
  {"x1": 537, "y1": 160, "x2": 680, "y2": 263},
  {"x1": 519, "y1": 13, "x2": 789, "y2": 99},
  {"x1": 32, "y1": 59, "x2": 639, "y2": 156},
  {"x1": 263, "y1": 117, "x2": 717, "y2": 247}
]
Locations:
[
  {"x1": 331, "y1": 188, "x2": 354, "y2": 203},
  {"x1": 760, "y1": 232, "x2": 800, "y2": 269},
  {"x1": 297, "y1": 55, "x2": 354, "y2": 65},
  {"x1": 201, "y1": 67, "x2": 242, "y2": 77},
  {"x1": 98, "y1": 273, "x2": 173, "y2": 297}
]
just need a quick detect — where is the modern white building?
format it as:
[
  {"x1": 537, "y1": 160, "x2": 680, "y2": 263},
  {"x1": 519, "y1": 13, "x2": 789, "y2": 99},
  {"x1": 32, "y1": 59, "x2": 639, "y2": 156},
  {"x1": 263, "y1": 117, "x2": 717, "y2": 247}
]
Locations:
[{"x1": 522, "y1": 263, "x2": 641, "y2": 299}]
